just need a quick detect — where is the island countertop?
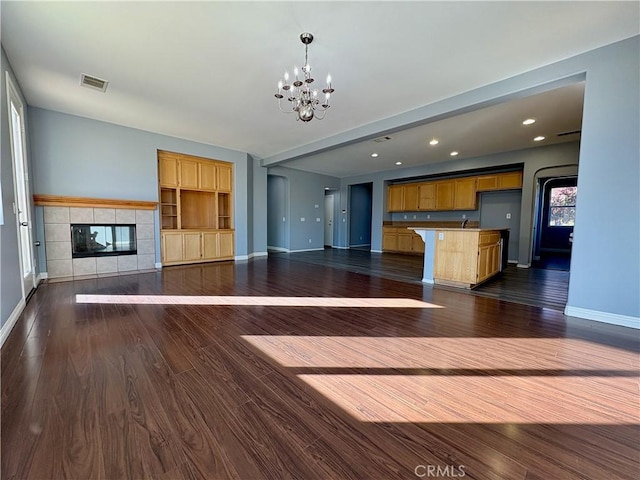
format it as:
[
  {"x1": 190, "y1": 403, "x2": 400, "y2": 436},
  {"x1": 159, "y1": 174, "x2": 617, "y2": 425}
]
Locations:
[{"x1": 408, "y1": 227, "x2": 508, "y2": 232}]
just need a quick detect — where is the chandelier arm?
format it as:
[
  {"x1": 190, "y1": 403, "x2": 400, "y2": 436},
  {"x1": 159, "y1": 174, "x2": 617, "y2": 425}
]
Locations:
[{"x1": 277, "y1": 98, "x2": 295, "y2": 114}]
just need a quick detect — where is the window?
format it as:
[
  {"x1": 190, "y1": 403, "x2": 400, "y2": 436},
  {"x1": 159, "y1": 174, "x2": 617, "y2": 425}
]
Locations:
[{"x1": 549, "y1": 186, "x2": 577, "y2": 226}]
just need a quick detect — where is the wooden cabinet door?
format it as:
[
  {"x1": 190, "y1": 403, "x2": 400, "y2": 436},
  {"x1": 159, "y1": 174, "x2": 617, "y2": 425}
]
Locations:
[
  {"x1": 454, "y1": 178, "x2": 477, "y2": 210},
  {"x1": 476, "y1": 175, "x2": 498, "y2": 191},
  {"x1": 477, "y1": 243, "x2": 500, "y2": 283},
  {"x1": 397, "y1": 234, "x2": 413, "y2": 252},
  {"x1": 418, "y1": 183, "x2": 436, "y2": 210},
  {"x1": 382, "y1": 230, "x2": 398, "y2": 251},
  {"x1": 403, "y1": 184, "x2": 419, "y2": 211},
  {"x1": 199, "y1": 162, "x2": 216, "y2": 191},
  {"x1": 218, "y1": 231, "x2": 234, "y2": 258},
  {"x1": 202, "y1": 232, "x2": 219, "y2": 259},
  {"x1": 435, "y1": 181, "x2": 455, "y2": 210},
  {"x1": 180, "y1": 159, "x2": 199, "y2": 189},
  {"x1": 217, "y1": 164, "x2": 233, "y2": 192},
  {"x1": 162, "y1": 232, "x2": 183, "y2": 263},
  {"x1": 388, "y1": 185, "x2": 404, "y2": 212},
  {"x1": 159, "y1": 155, "x2": 179, "y2": 187},
  {"x1": 498, "y1": 171, "x2": 523, "y2": 189},
  {"x1": 182, "y1": 232, "x2": 202, "y2": 261},
  {"x1": 411, "y1": 234, "x2": 425, "y2": 253}
]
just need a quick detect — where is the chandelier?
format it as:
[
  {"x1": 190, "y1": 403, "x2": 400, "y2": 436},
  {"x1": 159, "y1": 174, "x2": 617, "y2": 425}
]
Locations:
[{"x1": 274, "y1": 32, "x2": 334, "y2": 122}]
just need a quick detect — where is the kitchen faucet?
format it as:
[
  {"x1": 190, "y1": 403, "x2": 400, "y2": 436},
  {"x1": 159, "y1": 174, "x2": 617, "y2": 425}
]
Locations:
[{"x1": 461, "y1": 218, "x2": 469, "y2": 228}]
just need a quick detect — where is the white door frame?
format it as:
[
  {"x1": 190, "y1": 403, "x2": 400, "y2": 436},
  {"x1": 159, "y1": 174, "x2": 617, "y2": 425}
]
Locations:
[{"x1": 6, "y1": 72, "x2": 36, "y2": 298}]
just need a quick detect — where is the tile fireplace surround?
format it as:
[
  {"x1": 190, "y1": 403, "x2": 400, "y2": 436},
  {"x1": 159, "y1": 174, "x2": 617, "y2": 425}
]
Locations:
[{"x1": 43, "y1": 206, "x2": 157, "y2": 280}]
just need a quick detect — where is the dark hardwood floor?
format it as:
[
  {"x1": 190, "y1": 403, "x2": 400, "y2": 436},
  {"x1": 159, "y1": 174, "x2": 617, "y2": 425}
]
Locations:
[
  {"x1": 2, "y1": 255, "x2": 638, "y2": 479},
  {"x1": 276, "y1": 249, "x2": 570, "y2": 311}
]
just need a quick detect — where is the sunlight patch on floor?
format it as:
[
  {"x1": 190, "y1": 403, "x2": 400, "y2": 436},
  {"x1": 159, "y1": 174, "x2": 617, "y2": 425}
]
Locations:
[
  {"x1": 75, "y1": 294, "x2": 442, "y2": 308},
  {"x1": 242, "y1": 334, "x2": 639, "y2": 424},
  {"x1": 297, "y1": 374, "x2": 639, "y2": 424},
  {"x1": 240, "y1": 336, "x2": 638, "y2": 370}
]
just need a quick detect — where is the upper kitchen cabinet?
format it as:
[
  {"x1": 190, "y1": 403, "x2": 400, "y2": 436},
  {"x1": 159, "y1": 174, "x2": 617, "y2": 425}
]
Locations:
[
  {"x1": 453, "y1": 177, "x2": 477, "y2": 210},
  {"x1": 435, "y1": 180, "x2": 455, "y2": 211},
  {"x1": 476, "y1": 171, "x2": 523, "y2": 191}
]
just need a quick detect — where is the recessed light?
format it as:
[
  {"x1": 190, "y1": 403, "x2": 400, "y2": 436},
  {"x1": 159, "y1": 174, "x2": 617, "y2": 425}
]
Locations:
[
  {"x1": 395, "y1": 161, "x2": 402, "y2": 165},
  {"x1": 533, "y1": 136, "x2": 545, "y2": 142},
  {"x1": 429, "y1": 138, "x2": 439, "y2": 146},
  {"x1": 324, "y1": 187, "x2": 330, "y2": 190},
  {"x1": 450, "y1": 151, "x2": 459, "y2": 156},
  {"x1": 522, "y1": 118, "x2": 536, "y2": 125},
  {"x1": 371, "y1": 153, "x2": 379, "y2": 158}
]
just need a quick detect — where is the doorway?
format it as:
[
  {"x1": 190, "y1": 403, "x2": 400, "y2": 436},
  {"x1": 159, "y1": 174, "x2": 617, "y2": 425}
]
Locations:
[
  {"x1": 348, "y1": 183, "x2": 372, "y2": 250},
  {"x1": 534, "y1": 177, "x2": 577, "y2": 270},
  {"x1": 6, "y1": 73, "x2": 36, "y2": 298}
]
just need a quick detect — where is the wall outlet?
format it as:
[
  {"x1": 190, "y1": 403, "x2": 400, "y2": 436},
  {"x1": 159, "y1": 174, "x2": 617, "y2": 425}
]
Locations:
[
  {"x1": 282, "y1": 217, "x2": 286, "y2": 222},
  {"x1": 300, "y1": 217, "x2": 305, "y2": 222},
  {"x1": 438, "y1": 232, "x2": 445, "y2": 240},
  {"x1": 316, "y1": 217, "x2": 321, "y2": 222},
  {"x1": 342, "y1": 218, "x2": 346, "y2": 222},
  {"x1": 462, "y1": 214, "x2": 466, "y2": 219},
  {"x1": 427, "y1": 214, "x2": 431, "y2": 219},
  {"x1": 308, "y1": 238, "x2": 312, "y2": 243},
  {"x1": 413, "y1": 215, "x2": 417, "y2": 219},
  {"x1": 506, "y1": 213, "x2": 511, "y2": 219},
  {"x1": 314, "y1": 204, "x2": 319, "y2": 208},
  {"x1": 359, "y1": 236, "x2": 363, "y2": 240},
  {"x1": 404, "y1": 214, "x2": 408, "y2": 219}
]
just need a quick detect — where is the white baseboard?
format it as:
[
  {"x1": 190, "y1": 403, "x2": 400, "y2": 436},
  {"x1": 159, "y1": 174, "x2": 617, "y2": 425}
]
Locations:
[
  {"x1": 249, "y1": 251, "x2": 268, "y2": 259},
  {"x1": 267, "y1": 246, "x2": 289, "y2": 253},
  {"x1": 154, "y1": 262, "x2": 163, "y2": 269},
  {"x1": 421, "y1": 278, "x2": 434, "y2": 284},
  {"x1": 289, "y1": 247, "x2": 325, "y2": 253},
  {"x1": 37, "y1": 272, "x2": 48, "y2": 282},
  {"x1": 370, "y1": 249, "x2": 383, "y2": 253},
  {"x1": 564, "y1": 306, "x2": 640, "y2": 329},
  {"x1": 332, "y1": 246, "x2": 348, "y2": 250},
  {"x1": 516, "y1": 263, "x2": 530, "y2": 269},
  {"x1": 1, "y1": 298, "x2": 26, "y2": 348},
  {"x1": 508, "y1": 260, "x2": 518, "y2": 264},
  {"x1": 235, "y1": 255, "x2": 249, "y2": 261},
  {"x1": 349, "y1": 244, "x2": 371, "y2": 248}
]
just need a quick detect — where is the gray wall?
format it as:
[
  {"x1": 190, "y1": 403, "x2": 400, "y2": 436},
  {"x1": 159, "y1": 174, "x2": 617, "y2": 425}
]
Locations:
[
  {"x1": 479, "y1": 190, "x2": 522, "y2": 262},
  {"x1": 267, "y1": 167, "x2": 340, "y2": 252},
  {"x1": 28, "y1": 107, "x2": 253, "y2": 260},
  {"x1": 1, "y1": 46, "x2": 35, "y2": 328}
]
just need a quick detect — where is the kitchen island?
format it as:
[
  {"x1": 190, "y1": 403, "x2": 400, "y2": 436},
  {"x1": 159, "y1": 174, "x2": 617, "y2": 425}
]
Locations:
[{"x1": 410, "y1": 227, "x2": 507, "y2": 288}]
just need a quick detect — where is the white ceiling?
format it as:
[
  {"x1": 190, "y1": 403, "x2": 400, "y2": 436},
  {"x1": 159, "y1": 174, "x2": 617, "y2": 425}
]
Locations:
[{"x1": 2, "y1": 2, "x2": 638, "y2": 178}]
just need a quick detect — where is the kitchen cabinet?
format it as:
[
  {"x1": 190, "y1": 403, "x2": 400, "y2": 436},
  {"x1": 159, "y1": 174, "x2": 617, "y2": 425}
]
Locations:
[
  {"x1": 435, "y1": 180, "x2": 455, "y2": 210},
  {"x1": 382, "y1": 227, "x2": 424, "y2": 255},
  {"x1": 476, "y1": 171, "x2": 523, "y2": 191},
  {"x1": 403, "y1": 184, "x2": 419, "y2": 211},
  {"x1": 418, "y1": 183, "x2": 436, "y2": 210},
  {"x1": 388, "y1": 185, "x2": 404, "y2": 212},
  {"x1": 433, "y1": 229, "x2": 502, "y2": 287},
  {"x1": 454, "y1": 177, "x2": 477, "y2": 210}
]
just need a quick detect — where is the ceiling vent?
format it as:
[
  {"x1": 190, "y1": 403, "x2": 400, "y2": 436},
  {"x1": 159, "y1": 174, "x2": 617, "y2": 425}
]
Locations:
[
  {"x1": 557, "y1": 129, "x2": 581, "y2": 137},
  {"x1": 374, "y1": 136, "x2": 392, "y2": 143},
  {"x1": 80, "y1": 73, "x2": 109, "y2": 93}
]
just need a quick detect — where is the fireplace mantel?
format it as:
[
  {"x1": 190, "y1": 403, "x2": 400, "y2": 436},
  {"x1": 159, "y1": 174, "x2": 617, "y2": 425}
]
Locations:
[{"x1": 33, "y1": 194, "x2": 157, "y2": 210}]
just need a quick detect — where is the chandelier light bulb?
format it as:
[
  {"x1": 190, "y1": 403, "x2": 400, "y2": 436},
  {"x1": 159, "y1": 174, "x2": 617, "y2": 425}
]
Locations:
[{"x1": 274, "y1": 33, "x2": 334, "y2": 122}]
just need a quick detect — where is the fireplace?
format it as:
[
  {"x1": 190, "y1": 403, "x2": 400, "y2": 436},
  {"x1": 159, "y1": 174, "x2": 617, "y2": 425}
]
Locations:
[{"x1": 71, "y1": 224, "x2": 137, "y2": 258}]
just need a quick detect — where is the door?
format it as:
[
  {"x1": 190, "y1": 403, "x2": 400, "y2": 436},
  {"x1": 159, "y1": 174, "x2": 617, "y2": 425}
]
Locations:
[
  {"x1": 6, "y1": 73, "x2": 35, "y2": 296},
  {"x1": 162, "y1": 232, "x2": 184, "y2": 263},
  {"x1": 538, "y1": 177, "x2": 577, "y2": 269},
  {"x1": 324, "y1": 194, "x2": 334, "y2": 247},
  {"x1": 182, "y1": 232, "x2": 202, "y2": 261}
]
